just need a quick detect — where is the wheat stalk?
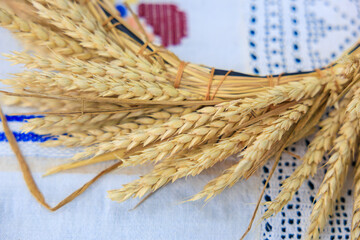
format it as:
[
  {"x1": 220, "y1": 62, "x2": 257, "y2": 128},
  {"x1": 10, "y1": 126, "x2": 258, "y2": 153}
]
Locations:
[
  {"x1": 109, "y1": 112, "x2": 316, "y2": 203},
  {"x1": 217, "y1": 75, "x2": 330, "y2": 119}
]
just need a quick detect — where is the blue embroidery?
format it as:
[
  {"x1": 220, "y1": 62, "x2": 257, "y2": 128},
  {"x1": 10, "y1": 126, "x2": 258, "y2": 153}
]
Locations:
[
  {"x1": 0, "y1": 115, "x2": 43, "y2": 122},
  {"x1": 115, "y1": 4, "x2": 127, "y2": 17},
  {"x1": 0, "y1": 132, "x2": 53, "y2": 143},
  {"x1": 0, "y1": 115, "x2": 50, "y2": 142}
]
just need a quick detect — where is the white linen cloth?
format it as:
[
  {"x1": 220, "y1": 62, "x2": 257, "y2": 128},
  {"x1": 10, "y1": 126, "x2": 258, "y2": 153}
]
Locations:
[{"x1": 0, "y1": 0, "x2": 358, "y2": 239}]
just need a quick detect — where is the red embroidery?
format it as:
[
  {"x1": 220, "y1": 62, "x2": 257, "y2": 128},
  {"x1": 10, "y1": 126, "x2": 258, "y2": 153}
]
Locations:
[{"x1": 138, "y1": 3, "x2": 187, "y2": 47}]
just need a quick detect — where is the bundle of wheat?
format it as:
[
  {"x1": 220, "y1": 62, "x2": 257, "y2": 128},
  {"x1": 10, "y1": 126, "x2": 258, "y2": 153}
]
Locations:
[{"x1": 0, "y1": 0, "x2": 360, "y2": 239}]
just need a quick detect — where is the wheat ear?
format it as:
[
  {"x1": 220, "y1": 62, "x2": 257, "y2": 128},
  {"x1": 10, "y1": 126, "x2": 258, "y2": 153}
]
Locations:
[
  {"x1": 189, "y1": 100, "x2": 313, "y2": 201},
  {"x1": 262, "y1": 96, "x2": 350, "y2": 219},
  {"x1": 45, "y1": 0, "x2": 99, "y2": 33},
  {"x1": 107, "y1": 120, "x2": 266, "y2": 202},
  {"x1": 74, "y1": 76, "x2": 324, "y2": 161},
  {"x1": 4, "y1": 52, "x2": 166, "y2": 82},
  {"x1": 31, "y1": 1, "x2": 165, "y2": 78},
  {"x1": 5, "y1": 69, "x2": 199, "y2": 101},
  {"x1": 43, "y1": 107, "x2": 191, "y2": 147},
  {"x1": 4, "y1": 52, "x2": 201, "y2": 100},
  {"x1": 306, "y1": 88, "x2": 360, "y2": 240},
  {"x1": 2, "y1": 94, "x2": 127, "y2": 112},
  {"x1": 0, "y1": 8, "x2": 93, "y2": 59},
  {"x1": 21, "y1": 106, "x2": 159, "y2": 135}
]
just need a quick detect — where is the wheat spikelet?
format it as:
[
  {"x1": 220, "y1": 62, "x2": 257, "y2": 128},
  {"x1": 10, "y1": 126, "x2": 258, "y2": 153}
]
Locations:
[
  {"x1": 45, "y1": 0, "x2": 98, "y2": 33},
  {"x1": 306, "y1": 88, "x2": 360, "y2": 240},
  {"x1": 188, "y1": 100, "x2": 313, "y2": 201},
  {"x1": 262, "y1": 96, "x2": 350, "y2": 219},
  {"x1": 0, "y1": 8, "x2": 93, "y2": 59},
  {"x1": 2, "y1": 71, "x2": 68, "y2": 94},
  {"x1": 31, "y1": 0, "x2": 102, "y2": 35},
  {"x1": 4, "y1": 52, "x2": 201, "y2": 101}
]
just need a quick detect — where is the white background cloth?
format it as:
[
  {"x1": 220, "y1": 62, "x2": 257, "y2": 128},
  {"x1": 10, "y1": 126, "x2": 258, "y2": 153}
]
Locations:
[{"x1": 0, "y1": 0, "x2": 359, "y2": 239}]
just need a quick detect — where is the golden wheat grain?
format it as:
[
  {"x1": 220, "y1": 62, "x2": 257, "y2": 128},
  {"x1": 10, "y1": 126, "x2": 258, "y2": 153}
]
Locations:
[{"x1": 32, "y1": 0, "x2": 101, "y2": 34}]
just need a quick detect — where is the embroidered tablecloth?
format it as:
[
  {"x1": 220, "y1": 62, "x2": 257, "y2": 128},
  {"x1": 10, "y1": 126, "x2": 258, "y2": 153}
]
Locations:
[{"x1": 0, "y1": 0, "x2": 358, "y2": 239}]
